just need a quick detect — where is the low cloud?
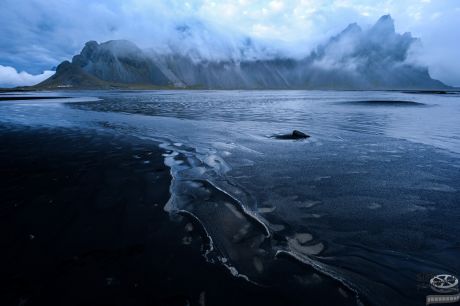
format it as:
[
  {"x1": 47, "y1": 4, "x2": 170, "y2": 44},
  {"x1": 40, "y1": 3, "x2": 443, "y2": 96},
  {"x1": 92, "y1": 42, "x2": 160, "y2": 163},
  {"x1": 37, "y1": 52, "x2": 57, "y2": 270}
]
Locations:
[
  {"x1": 0, "y1": 65, "x2": 55, "y2": 88},
  {"x1": 0, "y1": 0, "x2": 459, "y2": 86}
]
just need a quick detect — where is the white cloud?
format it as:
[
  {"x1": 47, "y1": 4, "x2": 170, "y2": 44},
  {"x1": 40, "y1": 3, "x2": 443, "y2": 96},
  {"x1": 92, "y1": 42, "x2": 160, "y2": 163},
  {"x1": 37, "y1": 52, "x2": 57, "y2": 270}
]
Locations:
[
  {"x1": 269, "y1": 1, "x2": 284, "y2": 12},
  {"x1": 0, "y1": 0, "x2": 459, "y2": 85},
  {"x1": 0, "y1": 65, "x2": 55, "y2": 88}
]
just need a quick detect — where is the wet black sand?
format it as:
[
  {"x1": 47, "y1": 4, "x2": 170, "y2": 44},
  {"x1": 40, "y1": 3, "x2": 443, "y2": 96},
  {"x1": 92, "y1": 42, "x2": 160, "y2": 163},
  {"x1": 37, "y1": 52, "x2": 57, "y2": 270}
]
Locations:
[
  {"x1": 338, "y1": 100, "x2": 426, "y2": 106},
  {"x1": 0, "y1": 124, "x2": 354, "y2": 306},
  {"x1": 0, "y1": 96, "x2": 71, "y2": 101}
]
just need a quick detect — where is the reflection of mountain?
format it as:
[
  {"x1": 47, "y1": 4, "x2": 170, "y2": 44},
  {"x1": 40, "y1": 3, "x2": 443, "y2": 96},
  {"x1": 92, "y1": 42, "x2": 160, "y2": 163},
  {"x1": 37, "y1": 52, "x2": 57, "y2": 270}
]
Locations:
[{"x1": 37, "y1": 15, "x2": 447, "y2": 90}]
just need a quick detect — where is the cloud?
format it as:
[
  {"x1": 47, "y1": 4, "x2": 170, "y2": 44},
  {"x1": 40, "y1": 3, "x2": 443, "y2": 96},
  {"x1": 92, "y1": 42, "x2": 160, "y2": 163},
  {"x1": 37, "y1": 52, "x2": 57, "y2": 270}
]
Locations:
[
  {"x1": 0, "y1": 65, "x2": 55, "y2": 88},
  {"x1": 0, "y1": 0, "x2": 459, "y2": 85}
]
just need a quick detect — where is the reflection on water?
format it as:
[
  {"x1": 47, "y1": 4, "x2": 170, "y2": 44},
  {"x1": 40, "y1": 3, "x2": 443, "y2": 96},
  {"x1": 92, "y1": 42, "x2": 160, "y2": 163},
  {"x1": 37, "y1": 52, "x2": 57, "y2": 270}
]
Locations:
[
  {"x1": 66, "y1": 90, "x2": 460, "y2": 153},
  {"x1": 1, "y1": 90, "x2": 460, "y2": 305},
  {"x1": 336, "y1": 111, "x2": 390, "y2": 135}
]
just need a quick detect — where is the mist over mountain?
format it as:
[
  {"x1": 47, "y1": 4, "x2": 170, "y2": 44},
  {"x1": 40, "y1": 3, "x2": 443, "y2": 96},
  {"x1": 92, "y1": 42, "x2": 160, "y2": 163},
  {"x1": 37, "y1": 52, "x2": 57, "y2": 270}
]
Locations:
[{"x1": 37, "y1": 15, "x2": 447, "y2": 90}]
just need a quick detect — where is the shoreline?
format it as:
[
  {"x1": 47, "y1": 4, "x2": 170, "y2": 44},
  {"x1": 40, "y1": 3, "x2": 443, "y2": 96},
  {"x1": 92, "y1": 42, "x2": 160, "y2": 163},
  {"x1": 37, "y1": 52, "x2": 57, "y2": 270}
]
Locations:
[
  {"x1": 0, "y1": 123, "x2": 354, "y2": 305},
  {"x1": 1, "y1": 89, "x2": 458, "y2": 305},
  {"x1": 1, "y1": 87, "x2": 458, "y2": 94}
]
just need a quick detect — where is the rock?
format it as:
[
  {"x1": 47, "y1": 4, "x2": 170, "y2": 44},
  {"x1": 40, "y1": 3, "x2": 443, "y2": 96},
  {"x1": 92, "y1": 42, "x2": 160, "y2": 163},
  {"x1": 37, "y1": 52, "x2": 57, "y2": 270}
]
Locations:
[
  {"x1": 273, "y1": 130, "x2": 310, "y2": 140},
  {"x1": 292, "y1": 130, "x2": 310, "y2": 138}
]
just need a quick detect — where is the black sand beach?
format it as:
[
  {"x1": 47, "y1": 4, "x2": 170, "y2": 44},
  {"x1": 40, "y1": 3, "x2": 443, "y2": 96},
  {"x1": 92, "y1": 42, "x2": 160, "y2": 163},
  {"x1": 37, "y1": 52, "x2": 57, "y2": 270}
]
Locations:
[
  {"x1": 0, "y1": 124, "x2": 354, "y2": 306},
  {"x1": 2, "y1": 89, "x2": 458, "y2": 306}
]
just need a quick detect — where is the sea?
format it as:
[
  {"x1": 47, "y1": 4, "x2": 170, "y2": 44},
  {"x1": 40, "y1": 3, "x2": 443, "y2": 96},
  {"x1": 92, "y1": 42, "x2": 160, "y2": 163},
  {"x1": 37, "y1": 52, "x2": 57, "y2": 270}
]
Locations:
[{"x1": 1, "y1": 90, "x2": 459, "y2": 305}]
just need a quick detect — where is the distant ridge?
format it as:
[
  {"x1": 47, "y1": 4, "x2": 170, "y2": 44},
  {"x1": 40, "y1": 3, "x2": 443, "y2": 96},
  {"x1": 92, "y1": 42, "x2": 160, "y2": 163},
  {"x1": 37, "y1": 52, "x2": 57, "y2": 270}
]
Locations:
[{"x1": 35, "y1": 15, "x2": 448, "y2": 90}]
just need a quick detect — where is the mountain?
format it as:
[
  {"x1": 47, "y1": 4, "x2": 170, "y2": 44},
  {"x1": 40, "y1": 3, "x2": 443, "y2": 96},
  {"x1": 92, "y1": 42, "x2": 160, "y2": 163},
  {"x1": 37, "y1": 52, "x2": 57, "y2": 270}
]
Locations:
[
  {"x1": 35, "y1": 15, "x2": 448, "y2": 90},
  {"x1": 37, "y1": 60, "x2": 114, "y2": 89},
  {"x1": 37, "y1": 40, "x2": 173, "y2": 89}
]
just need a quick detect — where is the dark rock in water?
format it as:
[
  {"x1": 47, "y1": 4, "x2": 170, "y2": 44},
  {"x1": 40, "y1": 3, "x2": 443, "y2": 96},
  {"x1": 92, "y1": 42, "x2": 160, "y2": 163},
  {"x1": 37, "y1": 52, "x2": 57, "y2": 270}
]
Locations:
[
  {"x1": 292, "y1": 130, "x2": 309, "y2": 138},
  {"x1": 274, "y1": 130, "x2": 310, "y2": 140}
]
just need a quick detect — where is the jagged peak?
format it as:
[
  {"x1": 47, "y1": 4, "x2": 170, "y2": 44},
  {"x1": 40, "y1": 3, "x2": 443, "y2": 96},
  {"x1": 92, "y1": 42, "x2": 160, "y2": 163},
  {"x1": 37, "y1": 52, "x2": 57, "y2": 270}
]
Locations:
[
  {"x1": 343, "y1": 22, "x2": 362, "y2": 34},
  {"x1": 73, "y1": 41, "x2": 99, "y2": 65},
  {"x1": 376, "y1": 14, "x2": 394, "y2": 24},
  {"x1": 81, "y1": 41, "x2": 99, "y2": 56},
  {"x1": 80, "y1": 39, "x2": 141, "y2": 54},
  {"x1": 56, "y1": 60, "x2": 72, "y2": 73},
  {"x1": 371, "y1": 14, "x2": 395, "y2": 34},
  {"x1": 85, "y1": 40, "x2": 99, "y2": 48}
]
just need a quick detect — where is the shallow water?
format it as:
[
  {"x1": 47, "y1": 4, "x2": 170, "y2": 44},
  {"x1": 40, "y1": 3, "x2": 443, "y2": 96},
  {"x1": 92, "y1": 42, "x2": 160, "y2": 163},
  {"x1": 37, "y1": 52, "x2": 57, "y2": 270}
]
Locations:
[{"x1": 1, "y1": 90, "x2": 459, "y2": 305}]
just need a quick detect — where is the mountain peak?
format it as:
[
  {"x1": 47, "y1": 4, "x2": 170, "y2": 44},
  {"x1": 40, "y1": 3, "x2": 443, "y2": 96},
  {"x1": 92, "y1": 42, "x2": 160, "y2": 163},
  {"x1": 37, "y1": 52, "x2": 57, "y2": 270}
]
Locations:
[
  {"x1": 85, "y1": 40, "x2": 99, "y2": 48},
  {"x1": 372, "y1": 14, "x2": 395, "y2": 34},
  {"x1": 342, "y1": 22, "x2": 362, "y2": 35}
]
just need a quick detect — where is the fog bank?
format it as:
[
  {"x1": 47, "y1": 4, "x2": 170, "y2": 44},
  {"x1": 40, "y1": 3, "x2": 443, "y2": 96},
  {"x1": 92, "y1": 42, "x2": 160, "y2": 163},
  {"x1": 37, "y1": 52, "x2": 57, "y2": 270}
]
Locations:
[{"x1": 1, "y1": 0, "x2": 459, "y2": 87}]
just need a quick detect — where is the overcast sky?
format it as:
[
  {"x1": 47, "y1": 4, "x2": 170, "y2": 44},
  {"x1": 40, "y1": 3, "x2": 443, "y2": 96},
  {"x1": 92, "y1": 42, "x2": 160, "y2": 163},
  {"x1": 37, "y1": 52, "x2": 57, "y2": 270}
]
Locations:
[{"x1": 1, "y1": 0, "x2": 459, "y2": 87}]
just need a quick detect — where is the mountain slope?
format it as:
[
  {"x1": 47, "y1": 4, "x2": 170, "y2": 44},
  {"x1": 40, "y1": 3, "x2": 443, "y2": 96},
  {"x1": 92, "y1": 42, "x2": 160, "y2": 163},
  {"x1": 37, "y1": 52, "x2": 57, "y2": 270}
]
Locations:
[
  {"x1": 72, "y1": 40, "x2": 172, "y2": 85},
  {"x1": 36, "y1": 15, "x2": 448, "y2": 90},
  {"x1": 37, "y1": 60, "x2": 113, "y2": 89}
]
